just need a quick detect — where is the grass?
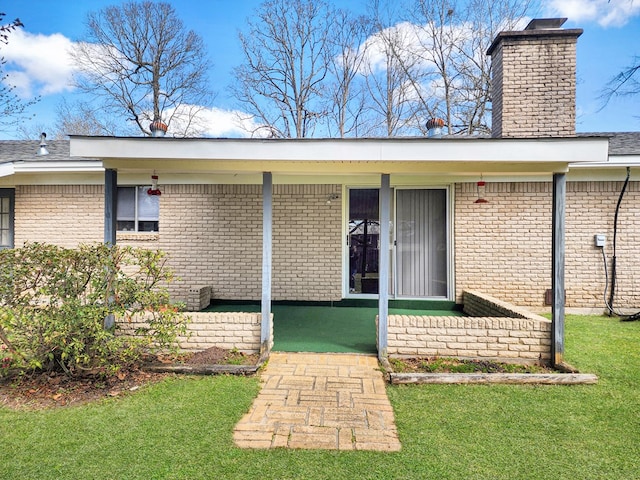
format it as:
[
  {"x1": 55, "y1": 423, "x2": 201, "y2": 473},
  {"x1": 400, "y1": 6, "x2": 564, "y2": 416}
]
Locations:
[
  {"x1": 388, "y1": 356, "x2": 550, "y2": 373},
  {"x1": 1, "y1": 315, "x2": 639, "y2": 479}
]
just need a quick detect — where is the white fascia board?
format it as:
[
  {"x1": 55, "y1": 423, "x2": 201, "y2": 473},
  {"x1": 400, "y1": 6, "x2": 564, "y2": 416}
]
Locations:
[
  {"x1": 12, "y1": 161, "x2": 104, "y2": 173},
  {"x1": 70, "y1": 136, "x2": 608, "y2": 164},
  {"x1": 569, "y1": 154, "x2": 640, "y2": 169},
  {"x1": 0, "y1": 163, "x2": 15, "y2": 178}
]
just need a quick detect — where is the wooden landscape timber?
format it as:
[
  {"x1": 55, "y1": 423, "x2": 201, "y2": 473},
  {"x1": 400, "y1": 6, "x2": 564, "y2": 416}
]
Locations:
[{"x1": 389, "y1": 372, "x2": 599, "y2": 385}]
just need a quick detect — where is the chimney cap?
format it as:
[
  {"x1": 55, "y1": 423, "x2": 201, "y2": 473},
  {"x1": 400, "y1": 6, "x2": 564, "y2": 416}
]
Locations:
[
  {"x1": 525, "y1": 18, "x2": 567, "y2": 30},
  {"x1": 487, "y1": 20, "x2": 582, "y2": 56}
]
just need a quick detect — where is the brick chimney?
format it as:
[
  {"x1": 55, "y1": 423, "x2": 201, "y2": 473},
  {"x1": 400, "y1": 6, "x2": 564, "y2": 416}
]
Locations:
[{"x1": 487, "y1": 18, "x2": 583, "y2": 138}]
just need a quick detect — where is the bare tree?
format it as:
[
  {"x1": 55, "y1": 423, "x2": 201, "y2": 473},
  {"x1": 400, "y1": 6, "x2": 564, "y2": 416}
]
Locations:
[
  {"x1": 17, "y1": 99, "x2": 121, "y2": 140},
  {"x1": 405, "y1": 0, "x2": 531, "y2": 135},
  {"x1": 601, "y1": 56, "x2": 640, "y2": 108},
  {"x1": 55, "y1": 99, "x2": 120, "y2": 138},
  {"x1": 362, "y1": 0, "x2": 426, "y2": 137},
  {"x1": 71, "y1": 1, "x2": 213, "y2": 136},
  {"x1": 323, "y1": 9, "x2": 372, "y2": 137},
  {"x1": 0, "y1": 13, "x2": 38, "y2": 131},
  {"x1": 231, "y1": 0, "x2": 531, "y2": 138},
  {"x1": 231, "y1": 0, "x2": 334, "y2": 138}
]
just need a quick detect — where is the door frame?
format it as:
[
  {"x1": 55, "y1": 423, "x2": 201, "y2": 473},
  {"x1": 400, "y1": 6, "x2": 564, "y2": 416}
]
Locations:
[{"x1": 342, "y1": 184, "x2": 453, "y2": 300}]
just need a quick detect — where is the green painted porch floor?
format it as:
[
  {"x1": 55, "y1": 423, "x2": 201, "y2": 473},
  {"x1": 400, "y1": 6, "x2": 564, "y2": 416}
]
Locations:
[{"x1": 205, "y1": 302, "x2": 463, "y2": 354}]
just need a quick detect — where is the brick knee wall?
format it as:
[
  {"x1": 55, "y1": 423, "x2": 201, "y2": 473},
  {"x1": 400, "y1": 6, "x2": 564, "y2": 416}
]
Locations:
[
  {"x1": 179, "y1": 312, "x2": 271, "y2": 353},
  {"x1": 385, "y1": 315, "x2": 551, "y2": 363},
  {"x1": 119, "y1": 311, "x2": 272, "y2": 354},
  {"x1": 384, "y1": 290, "x2": 551, "y2": 364},
  {"x1": 462, "y1": 290, "x2": 549, "y2": 321}
]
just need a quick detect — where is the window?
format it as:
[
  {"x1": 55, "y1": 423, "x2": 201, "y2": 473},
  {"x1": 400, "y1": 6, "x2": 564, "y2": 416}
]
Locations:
[
  {"x1": 0, "y1": 189, "x2": 14, "y2": 249},
  {"x1": 117, "y1": 186, "x2": 159, "y2": 232}
]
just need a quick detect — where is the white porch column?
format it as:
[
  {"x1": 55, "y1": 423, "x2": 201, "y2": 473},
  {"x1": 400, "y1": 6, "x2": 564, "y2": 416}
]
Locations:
[
  {"x1": 261, "y1": 172, "x2": 273, "y2": 354},
  {"x1": 378, "y1": 173, "x2": 391, "y2": 359},
  {"x1": 552, "y1": 172, "x2": 566, "y2": 366}
]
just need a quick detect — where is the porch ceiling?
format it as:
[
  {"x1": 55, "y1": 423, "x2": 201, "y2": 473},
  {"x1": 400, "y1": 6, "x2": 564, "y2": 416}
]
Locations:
[{"x1": 70, "y1": 136, "x2": 609, "y2": 177}]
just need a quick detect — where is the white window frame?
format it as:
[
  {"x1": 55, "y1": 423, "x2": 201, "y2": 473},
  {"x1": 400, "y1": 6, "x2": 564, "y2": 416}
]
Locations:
[
  {"x1": 117, "y1": 186, "x2": 159, "y2": 232},
  {"x1": 0, "y1": 188, "x2": 15, "y2": 249}
]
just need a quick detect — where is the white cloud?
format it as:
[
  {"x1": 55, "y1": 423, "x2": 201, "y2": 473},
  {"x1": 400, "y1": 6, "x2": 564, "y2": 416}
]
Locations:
[
  {"x1": 1, "y1": 30, "x2": 76, "y2": 98},
  {"x1": 165, "y1": 105, "x2": 267, "y2": 138},
  {"x1": 196, "y1": 107, "x2": 267, "y2": 138},
  {"x1": 543, "y1": 0, "x2": 640, "y2": 27},
  {"x1": 0, "y1": 30, "x2": 260, "y2": 138}
]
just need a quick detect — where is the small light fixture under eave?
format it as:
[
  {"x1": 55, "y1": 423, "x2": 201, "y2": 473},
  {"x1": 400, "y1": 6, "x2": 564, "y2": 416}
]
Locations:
[
  {"x1": 148, "y1": 173, "x2": 161, "y2": 196},
  {"x1": 37, "y1": 132, "x2": 49, "y2": 156},
  {"x1": 475, "y1": 175, "x2": 488, "y2": 204},
  {"x1": 326, "y1": 193, "x2": 339, "y2": 205}
]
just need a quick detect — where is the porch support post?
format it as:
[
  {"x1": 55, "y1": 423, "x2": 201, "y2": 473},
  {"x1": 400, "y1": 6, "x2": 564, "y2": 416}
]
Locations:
[
  {"x1": 261, "y1": 172, "x2": 273, "y2": 354},
  {"x1": 104, "y1": 168, "x2": 117, "y2": 245},
  {"x1": 378, "y1": 173, "x2": 391, "y2": 360},
  {"x1": 552, "y1": 172, "x2": 566, "y2": 367}
]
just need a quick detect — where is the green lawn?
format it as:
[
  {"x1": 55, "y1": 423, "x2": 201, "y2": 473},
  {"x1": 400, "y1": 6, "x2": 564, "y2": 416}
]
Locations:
[{"x1": 1, "y1": 315, "x2": 639, "y2": 479}]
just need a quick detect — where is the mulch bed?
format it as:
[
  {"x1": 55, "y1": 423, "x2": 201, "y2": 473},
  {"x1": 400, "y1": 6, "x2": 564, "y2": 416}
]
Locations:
[
  {"x1": 176, "y1": 346, "x2": 260, "y2": 366},
  {"x1": 0, "y1": 347, "x2": 259, "y2": 411},
  {"x1": 0, "y1": 368, "x2": 170, "y2": 410}
]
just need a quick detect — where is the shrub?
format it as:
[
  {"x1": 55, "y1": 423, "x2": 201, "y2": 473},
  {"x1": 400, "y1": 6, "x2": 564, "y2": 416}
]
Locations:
[{"x1": 0, "y1": 243, "x2": 188, "y2": 377}]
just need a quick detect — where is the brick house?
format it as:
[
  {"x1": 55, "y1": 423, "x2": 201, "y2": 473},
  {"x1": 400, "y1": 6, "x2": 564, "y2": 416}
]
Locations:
[{"x1": 1, "y1": 19, "x2": 639, "y2": 363}]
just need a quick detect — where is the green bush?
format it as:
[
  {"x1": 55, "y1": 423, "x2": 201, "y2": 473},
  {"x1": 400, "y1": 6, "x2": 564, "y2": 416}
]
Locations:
[{"x1": 0, "y1": 243, "x2": 188, "y2": 377}]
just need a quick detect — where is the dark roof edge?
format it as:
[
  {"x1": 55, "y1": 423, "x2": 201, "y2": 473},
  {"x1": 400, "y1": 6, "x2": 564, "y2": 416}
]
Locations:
[
  {"x1": 487, "y1": 28, "x2": 584, "y2": 56},
  {"x1": 68, "y1": 134, "x2": 609, "y2": 143}
]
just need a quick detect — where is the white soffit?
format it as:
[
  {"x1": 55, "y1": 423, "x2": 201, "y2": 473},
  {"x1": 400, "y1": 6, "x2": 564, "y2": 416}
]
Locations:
[{"x1": 11, "y1": 161, "x2": 103, "y2": 173}]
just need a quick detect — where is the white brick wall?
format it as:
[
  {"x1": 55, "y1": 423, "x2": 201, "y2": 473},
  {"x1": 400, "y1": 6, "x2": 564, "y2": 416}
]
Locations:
[
  {"x1": 455, "y1": 181, "x2": 640, "y2": 310},
  {"x1": 14, "y1": 181, "x2": 640, "y2": 312},
  {"x1": 272, "y1": 185, "x2": 342, "y2": 301},
  {"x1": 157, "y1": 184, "x2": 342, "y2": 303},
  {"x1": 14, "y1": 185, "x2": 103, "y2": 247}
]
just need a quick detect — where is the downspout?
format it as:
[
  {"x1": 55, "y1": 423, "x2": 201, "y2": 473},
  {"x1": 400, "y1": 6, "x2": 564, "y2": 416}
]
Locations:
[
  {"x1": 607, "y1": 167, "x2": 629, "y2": 314},
  {"x1": 603, "y1": 167, "x2": 640, "y2": 321}
]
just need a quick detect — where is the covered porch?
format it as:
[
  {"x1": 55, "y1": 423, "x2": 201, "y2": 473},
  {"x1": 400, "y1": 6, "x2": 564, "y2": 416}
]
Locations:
[{"x1": 70, "y1": 135, "x2": 609, "y2": 365}]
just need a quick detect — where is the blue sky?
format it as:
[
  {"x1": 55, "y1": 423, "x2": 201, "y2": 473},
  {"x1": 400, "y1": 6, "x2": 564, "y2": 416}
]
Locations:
[{"x1": 1, "y1": 0, "x2": 639, "y2": 139}]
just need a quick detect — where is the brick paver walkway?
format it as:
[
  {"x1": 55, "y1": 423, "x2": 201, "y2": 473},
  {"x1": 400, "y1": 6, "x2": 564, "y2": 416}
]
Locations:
[{"x1": 233, "y1": 352, "x2": 401, "y2": 451}]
